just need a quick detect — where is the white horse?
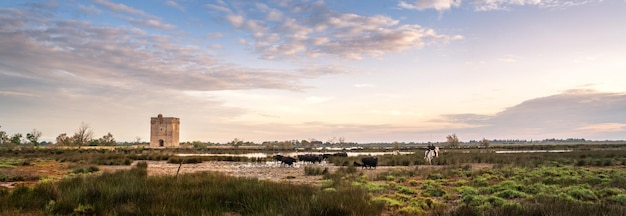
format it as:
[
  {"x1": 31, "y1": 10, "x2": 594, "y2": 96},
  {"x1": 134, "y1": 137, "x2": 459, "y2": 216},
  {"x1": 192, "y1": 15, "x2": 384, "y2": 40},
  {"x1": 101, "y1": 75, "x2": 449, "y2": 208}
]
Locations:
[{"x1": 424, "y1": 146, "x2": 439, "y2": 165}]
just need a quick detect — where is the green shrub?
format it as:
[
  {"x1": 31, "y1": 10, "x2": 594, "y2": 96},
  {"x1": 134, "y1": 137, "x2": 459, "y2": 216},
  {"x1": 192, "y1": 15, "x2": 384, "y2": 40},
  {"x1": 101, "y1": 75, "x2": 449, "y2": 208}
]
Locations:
[
  {"x1": 472, "y1": 177, "x2": 489, "y2": 187},
  {"x1": 495, "y1": 189, "x2": 528, "y2": 199},
  {"x1": 320, "y1": 179, "x2": 335, "y2": 188},
  {"x1": 463, "y1": 194, "x2": 486, "y2": 207},
  {"x1": 523, "y1": 182, "x2": 557, "y2": 195},
  {"x1": 566, "y1": 186, "x2": 597, "y2": 201},
  {"x1": 484, "y1": 180, "x2": 523, "y2": 194},
  {"x1": 372, "y1": 196, "x2": 403, "y2": 208},
  {"x1": 597, "y1": 187, "x2": 623, "y2": 198},
  {"x1": 486, "y1": 196, "x2": 507, "y2": 207},
  {"x1": 72, "y1": 166, "x2": 100, "y2": 174},
  {"x1": 454, "y1": 179, "x2": 468, "y2": 186},
  {"x1": 608, "y1": 194, "x2": 626, "y2": 205},
  {"x1": 396, "y1": 186, "x2": 418, "y2": 195},
  {"x1": 421, "y1": 181, "x2": 446, "y2": 197},
  {"x1": 460, "y1": 186, "x2": 485, "y2": 206},
  {"x1": 398, "y1": 206, "x2": 424, "y2": 215},
  {"x1": 427, "y1": 173, "x2": 444, "y2": 180},
  {"x1": 354, "y1": 182, "x2": 385, "y2": 193},
  {"x1": 304, "y1": 166, "x2": 324, "y2": 176}
]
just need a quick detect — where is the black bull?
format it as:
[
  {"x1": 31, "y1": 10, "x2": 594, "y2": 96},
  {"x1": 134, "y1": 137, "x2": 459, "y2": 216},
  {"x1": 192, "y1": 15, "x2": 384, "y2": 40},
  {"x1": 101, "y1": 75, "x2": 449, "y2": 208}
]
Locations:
[
  {"x1": 272, "y1": 155, "x2": 297, "y2": 167},
  {"x1": 297, "y1": 154, "x2": 323, "y2": 163},
  {"x1": 354, "y1": 157, "x2": 378, "y2": 169},
  {"x1": 280, "y1": 156, "x2": 297, "y2": 166}
]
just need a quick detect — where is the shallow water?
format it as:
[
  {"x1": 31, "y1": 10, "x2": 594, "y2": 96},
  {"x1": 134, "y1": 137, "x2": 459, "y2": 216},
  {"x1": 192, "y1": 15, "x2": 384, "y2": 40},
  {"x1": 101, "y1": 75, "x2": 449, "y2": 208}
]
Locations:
[
  {"x1": 495, "y1": 150, "x2": 573, "y2": 154},
  {"x1": 176, "y1": 151, "x2": 415, "y2": 158}
]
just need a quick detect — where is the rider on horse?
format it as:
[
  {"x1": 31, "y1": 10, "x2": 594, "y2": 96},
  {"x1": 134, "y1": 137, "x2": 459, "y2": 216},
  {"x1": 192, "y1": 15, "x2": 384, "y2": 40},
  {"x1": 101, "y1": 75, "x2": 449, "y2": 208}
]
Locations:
[{"x1": 427, "y1": 143, "x2": 437, "y2": 158}]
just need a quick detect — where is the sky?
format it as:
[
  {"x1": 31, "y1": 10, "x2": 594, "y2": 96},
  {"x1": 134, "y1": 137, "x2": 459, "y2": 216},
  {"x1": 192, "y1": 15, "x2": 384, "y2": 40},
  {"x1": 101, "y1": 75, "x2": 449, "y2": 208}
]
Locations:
[{"x1": 0, "y1": 0, "x2": 625, "y2": 144}]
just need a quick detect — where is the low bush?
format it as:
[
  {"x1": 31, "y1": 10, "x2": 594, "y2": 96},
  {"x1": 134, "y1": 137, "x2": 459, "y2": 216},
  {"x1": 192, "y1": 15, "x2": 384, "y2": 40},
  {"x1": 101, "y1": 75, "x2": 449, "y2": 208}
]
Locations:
[
  {"x1": 304, "y1": 166, "x2": 325, "y2": 176},
  {"x1": 72, "y1": 166, "x2": 100, "y2": 174}
]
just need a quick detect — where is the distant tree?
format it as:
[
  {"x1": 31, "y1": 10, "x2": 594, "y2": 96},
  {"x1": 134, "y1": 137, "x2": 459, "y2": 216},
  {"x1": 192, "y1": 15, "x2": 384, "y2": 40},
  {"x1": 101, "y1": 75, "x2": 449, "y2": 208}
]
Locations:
[
  {"x1": 310, "y1": 140, "x2": 323, "y2": 146},
  {"x1": 393, "y1": 141, "x2": 401, "y2": 150},
  {"x1": 99, "y1": 132, "x2": 116, "y2": 146},
  {"x1": 327, "y1": 137, "x2": 337, "y2": 145},
  {"x1": 56, "y1": 133, "x2": 73, "y2": 146},
  {"x1": 72, "y1": 122, "x2": 94, "y2": 148},
  {"x1": 26, "y1": 129, "x2": 42, "y2": 147},
  {"x1": 191, "y1": 141, "x2": 206, "y2": 148},
  {"x1": 135, "y1": 137, "x2": 142, "y2": 145},
  {"x1": 446, "y1": 134, "x2": 460, "y2": 148},
  {"x1": 338, "y1": 137, "x2": 346, "y2": 149},
  {"x1": 297, "y1": 140, "x2": 309, "y2": 150},
  {"x1": 0, "y1": 126, "x2": 8, "y2": 144},
  {"x1": 279, "y1": 140, "x2": 294, "y2": 150},
  {"x1": 88, "y1": 139, "x2": 100, "y2": 146},
  {"x1": 10, "y1": 133, "x2": 23, "y2": 145},
  {"x1": 229, "y1": 138, "x2": 243, "y2": 148},
  {"x1": 479, "y1": 138, "x2": 490, "y2": 148}
]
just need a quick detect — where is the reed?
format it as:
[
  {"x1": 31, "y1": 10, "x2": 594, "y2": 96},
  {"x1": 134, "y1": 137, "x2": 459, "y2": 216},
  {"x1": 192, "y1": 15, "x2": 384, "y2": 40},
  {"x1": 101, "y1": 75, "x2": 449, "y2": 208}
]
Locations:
[{"x1": 0, "y1": 163, "x2": 383, "y2": 215}]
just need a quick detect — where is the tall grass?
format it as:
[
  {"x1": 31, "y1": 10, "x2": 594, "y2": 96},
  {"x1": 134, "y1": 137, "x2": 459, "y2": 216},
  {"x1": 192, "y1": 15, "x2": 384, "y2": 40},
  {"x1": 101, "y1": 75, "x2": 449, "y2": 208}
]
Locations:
[{"x1": 0, "y1": 163, "x2": 383, "y2": 215}]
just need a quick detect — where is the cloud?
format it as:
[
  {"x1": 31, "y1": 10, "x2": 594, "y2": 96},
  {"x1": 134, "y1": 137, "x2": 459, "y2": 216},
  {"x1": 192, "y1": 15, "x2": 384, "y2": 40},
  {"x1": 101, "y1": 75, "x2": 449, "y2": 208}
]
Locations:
[
  {"x1": 226, "y1": 14, "x2": 245, "y2": 28},
  {"x1": 211, "y1": 1, "x2": 462, "y2": 60},
  {"x1": 78, "y1": 4, "x2": 103, "y2": 15},
  {"x1": 474, "y1": 0, "x2": 600, "y2": 11},
  {"x1": 0, "y1": 7, "x2": 325, "y2": 97},
  {"x1": 398, "y1": 0, "x2": 462, "y2": 12},
  {"x1": 205, "y1": 3, "x2": 231, "y2": 13},
  {"x1": 434, "y1": 89, "x2": 626, "y2": 139},
  {"x1": 128, "y1": 18, "x2": 175, "y2": 30},
  {"x1": 206, "y1": 32, "x2": 224, "y2": 39},
  {"x1": 92, "y1": 0, "x2": 148, "y2": 16},
  {"x1": 577, "y1": 123, "x2": 626, "y2": 133},
  {"x1": 0, "y1": 91, "x2": 38, "y2": 97},
  {"x1": 165, "y1": 0, "x2": 185, "y2": 11},
  {"x1": 92, "y1": 0, "x2": 175, "y2": 30},
  {"x1": 0, "y1": 4, "x2": 362, "y2": 141},
  {"x1": 498, "y1": 54, "x2": 519, "y2": 63},
  {"x1": 398, "y1": 0, "x2": 602, "y2": 12},
  {"x1": 22, "y1": 0, "x2": 58, "y2": 10},
  {"x1": 203, "y1": 121, "x2": 410, "y2": 143}
]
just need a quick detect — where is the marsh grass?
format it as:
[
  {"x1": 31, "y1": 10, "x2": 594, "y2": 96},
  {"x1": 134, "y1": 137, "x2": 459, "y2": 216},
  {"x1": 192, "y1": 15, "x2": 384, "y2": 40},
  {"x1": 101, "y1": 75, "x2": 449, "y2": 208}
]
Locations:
[
  {"x1": 3, "y1": 146, "x2": 626, "y2": 215},
  {"x1": 367, "y1": 163, "x2": 626, "y2": 215},
  {"x1": 327, "y1": 148, "x2": 626, "y2": 168},
  {"x1": 0, "y1": 163, "x2": 383, "y2": 216},
  {"x1": 304, "y1": 166, "x2": 326, "y2": 176}
]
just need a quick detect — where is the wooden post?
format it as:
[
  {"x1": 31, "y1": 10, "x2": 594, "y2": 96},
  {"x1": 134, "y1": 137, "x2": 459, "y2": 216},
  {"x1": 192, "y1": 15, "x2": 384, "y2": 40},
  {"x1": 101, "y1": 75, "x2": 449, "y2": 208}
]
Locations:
[{"x1": 176, "y1": 159, "x2": 183, "y2": 179}]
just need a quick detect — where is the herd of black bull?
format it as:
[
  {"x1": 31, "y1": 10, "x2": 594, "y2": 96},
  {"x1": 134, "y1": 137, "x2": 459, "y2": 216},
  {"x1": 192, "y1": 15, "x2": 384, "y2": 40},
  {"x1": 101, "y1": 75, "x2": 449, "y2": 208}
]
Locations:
[{"x1": 272, "y1": 153, "x2": 379, "y2": 169}]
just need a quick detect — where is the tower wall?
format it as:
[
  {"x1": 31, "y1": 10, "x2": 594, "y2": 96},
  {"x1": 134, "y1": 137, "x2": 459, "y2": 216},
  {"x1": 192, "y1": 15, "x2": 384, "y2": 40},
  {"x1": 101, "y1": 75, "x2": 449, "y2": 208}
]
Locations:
[{"x1": 150, "y1": 114, "x2": 180, "y2": 148}]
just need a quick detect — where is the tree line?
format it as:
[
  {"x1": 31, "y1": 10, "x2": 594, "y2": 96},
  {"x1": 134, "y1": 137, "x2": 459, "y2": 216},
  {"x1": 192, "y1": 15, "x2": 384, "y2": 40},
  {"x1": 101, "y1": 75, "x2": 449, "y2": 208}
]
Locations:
[{"x1": 0, "y1": 122, "x2": 117, "y2": 148}]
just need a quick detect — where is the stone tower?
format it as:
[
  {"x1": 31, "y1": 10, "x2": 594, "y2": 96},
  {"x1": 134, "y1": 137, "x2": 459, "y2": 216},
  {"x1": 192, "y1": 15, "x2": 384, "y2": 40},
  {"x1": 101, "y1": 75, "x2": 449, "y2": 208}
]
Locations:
[{"x1": 150, "y1": 114, "x2": 180, "y2": 148}]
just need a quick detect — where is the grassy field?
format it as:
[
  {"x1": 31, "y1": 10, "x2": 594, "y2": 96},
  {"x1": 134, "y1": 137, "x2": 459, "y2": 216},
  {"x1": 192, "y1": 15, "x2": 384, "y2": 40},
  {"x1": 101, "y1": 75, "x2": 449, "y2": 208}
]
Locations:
[{"x1": 1, "y1": 144, "x2": 626, "y2": 215}]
